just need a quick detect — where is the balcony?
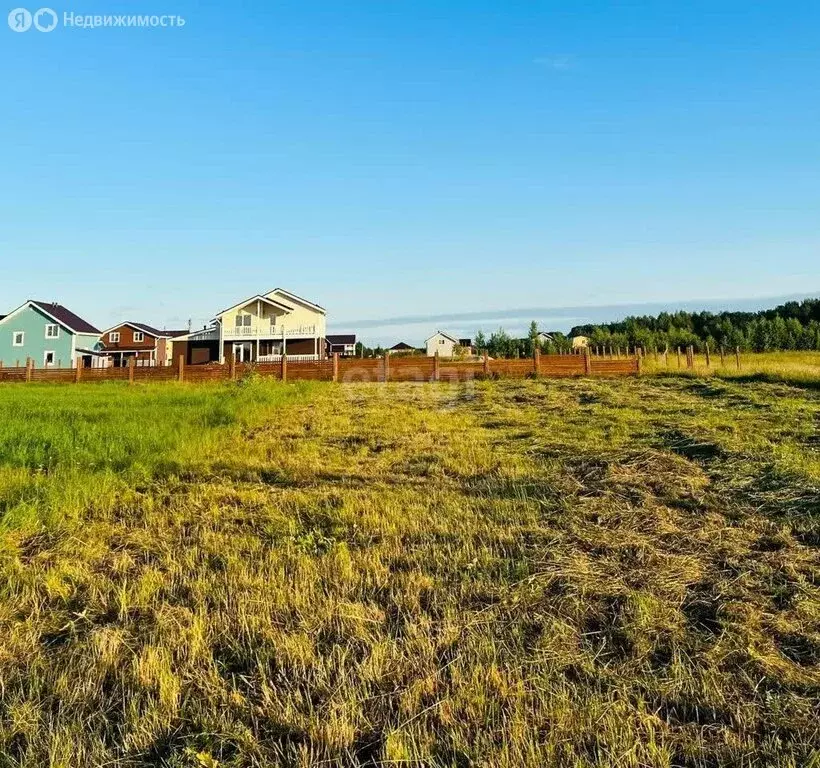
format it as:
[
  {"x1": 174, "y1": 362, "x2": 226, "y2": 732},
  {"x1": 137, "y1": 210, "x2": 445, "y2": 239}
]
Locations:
[
  {"x1": 223, "y1": 324, "x2": 317, "y2": 340},
  {"x1": 257, "y1": 354, "x2": 320, "y2": 363}
]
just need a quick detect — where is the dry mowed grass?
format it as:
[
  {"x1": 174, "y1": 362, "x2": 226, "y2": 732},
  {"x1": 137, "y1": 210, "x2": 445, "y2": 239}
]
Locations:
[{"x1": 1, "y1": 374, "x2": 820, "y2": 767}]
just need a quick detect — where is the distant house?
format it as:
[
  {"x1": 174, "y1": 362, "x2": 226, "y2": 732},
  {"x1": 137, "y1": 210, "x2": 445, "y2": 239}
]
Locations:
[
  {"x1": 389, "y1": 341, "x2": 416, "y2": 354},
  {"x1": 99, "y1": 323, "x2": 188, "y2": 367},
  {"x1": 172, "y1": 288, "x2": 327, "y2": 365},
  {"x1": 0, "y1": 300, "x2": 103, "y2": 368},
  {"x1": 535, "y1": 332, "x2": 554, "y2": 344},
  {"x1": 425, "y1": 331, "x2": 459, "y2": 357},
  {"x1": 326, "y1": 334, "x2": 357, "y2": 358},
  {"x1": 571, "y1": 335, "x2": 589, "y2": 349}
]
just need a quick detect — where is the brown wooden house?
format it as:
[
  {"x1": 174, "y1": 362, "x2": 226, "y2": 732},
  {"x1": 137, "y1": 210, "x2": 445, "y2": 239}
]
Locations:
[{"x1": 99, "y1": 322, "x2": 188, "y2": 367}]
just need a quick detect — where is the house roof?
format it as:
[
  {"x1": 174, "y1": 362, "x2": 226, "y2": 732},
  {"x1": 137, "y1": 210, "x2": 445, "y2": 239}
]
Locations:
[
  {"x1": 326, "y1": 334, "x2": 356, "y2": 345},
  {"x1": 269, "y1": 288, "x2": 326, "y2": 314},
  {"x1": 425, "y1": 330, "x2": 459, "y2": 344},
  {"x1": 29, "y1": 301, "x2": 100, "y2": 334},
  {"x1": 128, "y1": 322, "x2": 166, "y2": 337},
  {"x1": 169, "y1": 325, "x2": 220, "y2": 342},
  {"x1": 215, "y1": 294, "x2": 295, "y2": 319},
  {"x1": 102, "y1": 322, "x2": 190, "y2": 339},
  {"x1": 390, "y1": 342, "x2": 415, "y2": 351}
]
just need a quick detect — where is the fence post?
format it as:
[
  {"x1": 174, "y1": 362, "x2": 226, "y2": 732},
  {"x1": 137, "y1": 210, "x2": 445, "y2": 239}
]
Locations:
[
  {"x1": 434, "y1": 351, "x2": 440, "y2": 382},
  {"x1": 636, "y1": 353, "x2": 642, "y2": 375},
  {"x1": 129, "y1": 356, "x2": 136, "y2": 384},
  {"x1": 178, "y1": 355, "x2": 185, "y2": 383},
  {"x1": 720, "y1": 346, "x2": 726, "y2": 367},
  {"x1": 735, "y1": 347, "x2": 741, "y2": 370},
  {"x1": 26, "y1": 358, "x2": 32, "y2": 383},
  {"x1": 483, "y1": 349, "x2": 490, "y2": 377},
  {"x1": 676, "y1": 347, "x2": 681, "y2": 368},
  {"x1": 533, "y1": 347, "x2": 540, "y2": 376},
  {"x1": 229, "y1": 352, "x2": 236, "y2": 381},
  {"x1": 383, "y1": 352, "x2": 390, "y2": 383},
  {"x1": 333, "y1": 352, "x2": 339, "y2": 383},
  {"x1": 75, "y1": 360, "x2": 82, "y2": 383},
  {"x1": 705, "y1": 343, "x2": 711, "y2": 368},
  {"x1": 281, "y1": 353, "x2": 288, "y2": 382},
  {"x1": 584, "y1": 346, "x2": 592, "y2": 375}
]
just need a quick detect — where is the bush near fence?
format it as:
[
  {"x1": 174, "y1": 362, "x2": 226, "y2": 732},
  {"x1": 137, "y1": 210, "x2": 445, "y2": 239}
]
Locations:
[{"x1": 0, "y1": 350, "x2": 639, "y2": 386}]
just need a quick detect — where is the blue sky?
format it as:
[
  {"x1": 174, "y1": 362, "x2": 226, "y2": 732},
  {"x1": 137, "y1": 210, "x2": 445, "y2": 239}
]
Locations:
[{"x1": 2, "y1": 1, "x2": 819, "y2": 344}]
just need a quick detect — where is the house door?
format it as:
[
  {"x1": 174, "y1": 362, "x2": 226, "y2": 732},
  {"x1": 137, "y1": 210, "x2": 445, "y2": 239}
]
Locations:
[{"x1": 233, "y1": 342, "x2": 253, "y2": 363}]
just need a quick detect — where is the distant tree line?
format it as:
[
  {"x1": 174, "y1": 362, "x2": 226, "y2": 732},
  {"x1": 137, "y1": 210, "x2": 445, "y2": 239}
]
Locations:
[
  {"x1": 567, "y1": 298, "x2": 820, "y2": 353},
  {"x1": 474, "y1": 322, "x2": 575, "y2": 358}
]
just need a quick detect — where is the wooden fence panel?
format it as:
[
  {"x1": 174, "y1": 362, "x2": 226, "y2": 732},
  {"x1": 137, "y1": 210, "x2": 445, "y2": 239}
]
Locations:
[
  {"x1": 337, "y1": 359, "x2": 383, "y2": 383},
  {"x1": 288, "y1": 362, "x2": 335, "y2": 381},
  {"x1": 29, "y1": 368, "x2": 76, "y2": 383},
  {"x1": 0, "y1": 367, "x2": 27, "y2": 382},
  {"x1": 251, "y1": 363, "x2": 284, "y2": 380},
  {"x1": 439, "y1": 362, "x2": 485, "y2": 382},
  {"x1": 389, "y1": 358, "x2": 436, "y2": 382},
  {"x1": 81, "y1": 368, "x2": 131, "y2": 382},
  {"x1": 490, "y1": 359, "x2": 537, "y2": 378},
  {"x1": 184, "y1": 364, "x2": 231, "y2": 383}
]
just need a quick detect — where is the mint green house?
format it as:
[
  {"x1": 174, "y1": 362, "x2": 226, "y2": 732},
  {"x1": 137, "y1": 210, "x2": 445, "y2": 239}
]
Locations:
[{"x1": 0, "y1": 301, "x2": 103, "y2": 369}]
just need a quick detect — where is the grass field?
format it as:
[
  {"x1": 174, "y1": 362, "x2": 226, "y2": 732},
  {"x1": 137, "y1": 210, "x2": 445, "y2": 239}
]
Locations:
[
  {"x1": 1, "y1": 371, "x2": 819, "y2": 767},
  {"x1": 642, "y1": 350, "x2": 820, "y2": 389}
]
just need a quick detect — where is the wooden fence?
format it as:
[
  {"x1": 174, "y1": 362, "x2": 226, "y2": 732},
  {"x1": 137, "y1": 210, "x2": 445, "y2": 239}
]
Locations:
[{"x1": 0, "y1": 350, "x2": 639, "y2": 386}]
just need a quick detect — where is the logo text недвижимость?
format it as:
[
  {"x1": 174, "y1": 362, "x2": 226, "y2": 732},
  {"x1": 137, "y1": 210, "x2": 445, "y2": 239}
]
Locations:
[{"x1": 7, "y1": 8, "x2": 186, "y2": 31}]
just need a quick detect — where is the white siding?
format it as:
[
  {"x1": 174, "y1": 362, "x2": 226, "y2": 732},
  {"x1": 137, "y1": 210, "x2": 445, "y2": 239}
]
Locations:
[{"x1": 425, "y1": 333, "x2": 456, "y2": 357}]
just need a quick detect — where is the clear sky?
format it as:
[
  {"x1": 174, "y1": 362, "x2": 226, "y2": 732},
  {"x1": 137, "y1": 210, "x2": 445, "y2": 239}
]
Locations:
[{"x1": 2, "y1": 1, "x2": 819, "y2": 344}]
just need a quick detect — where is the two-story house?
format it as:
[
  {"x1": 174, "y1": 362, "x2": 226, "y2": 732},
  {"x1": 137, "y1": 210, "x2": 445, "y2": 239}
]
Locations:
[
  {"x1": 99, "y1": 322, "x2": 189, "y2": 367},
  {"x1": 0, "y1": 300, "x2": 103, "y2": 368},
  {"x1": 425, "y1": 331, "x2": 459, "y2": 358},
  {"x1": 172, "y1": 288, "x2": 327, "y2": 365}
]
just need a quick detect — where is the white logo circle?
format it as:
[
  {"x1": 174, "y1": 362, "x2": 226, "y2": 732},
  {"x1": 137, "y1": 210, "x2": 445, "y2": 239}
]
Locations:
[
  {"x1": 8, "y1": 7, "x2": 32, "y2": 31},
  {"x1": 33, "y1": 6, "x2": 56, "y2": 31}
]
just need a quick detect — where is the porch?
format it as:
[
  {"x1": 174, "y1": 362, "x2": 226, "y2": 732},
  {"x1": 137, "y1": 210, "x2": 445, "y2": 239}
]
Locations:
[{"x1": 226, "y1": 337, "x2": 324, "y2": 363}]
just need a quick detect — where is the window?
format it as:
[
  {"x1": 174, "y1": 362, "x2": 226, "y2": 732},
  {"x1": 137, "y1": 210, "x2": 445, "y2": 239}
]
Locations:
[
  {"x1": 133, "y1": 331, "x2": 144, "y2": 343},
  {"x1": 109, "y1": 332, "x2": 120, "y2": 343},
  {"x1": 439, "y1": 339, "x2": 445, "y2": 345},
  {"x1": 12, "y1": 331, "x2": 24, "y2": 346},
  {"x1": 44, "y1": 351, "x2": 55, "y2": 367},
  {"x1": 235, "y1": 314, "x2": 252, "y2": 327},
  {"x1": 45, "y1": 324, "x2": 59, "y2": 339}
]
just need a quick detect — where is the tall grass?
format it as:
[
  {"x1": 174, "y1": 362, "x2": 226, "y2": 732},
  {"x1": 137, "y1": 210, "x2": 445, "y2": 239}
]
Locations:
[
  {"x1": 642, "y1": 349, "x2": 820, "y2": 387},
  {"x1": 0, "y1": 380, "x2": 317, "y2": 533}
]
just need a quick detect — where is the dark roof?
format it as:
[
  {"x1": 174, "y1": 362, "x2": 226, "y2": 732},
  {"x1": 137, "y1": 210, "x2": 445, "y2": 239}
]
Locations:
[
  {"x1": 107, "y1": 322, "x2": 188, "y2": 338},
  {"x1": 326, "y1": 334, "x2": 356, "y2": 345},
  {"x1": 0, "y1": 315, "x2": 5, "y2": 322},
  {"x1": 126, "y1": 322, "x2": 165, "y2": 338},
  {"x1": 458, "y1": 338, "x2": 473, "y2": 346},
  {"x1": 31, "y1": 301, "x2": 100, "y2": 334},
  {"x1": 390, "y1": 342, "x2": 415, "y2": 351}
]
